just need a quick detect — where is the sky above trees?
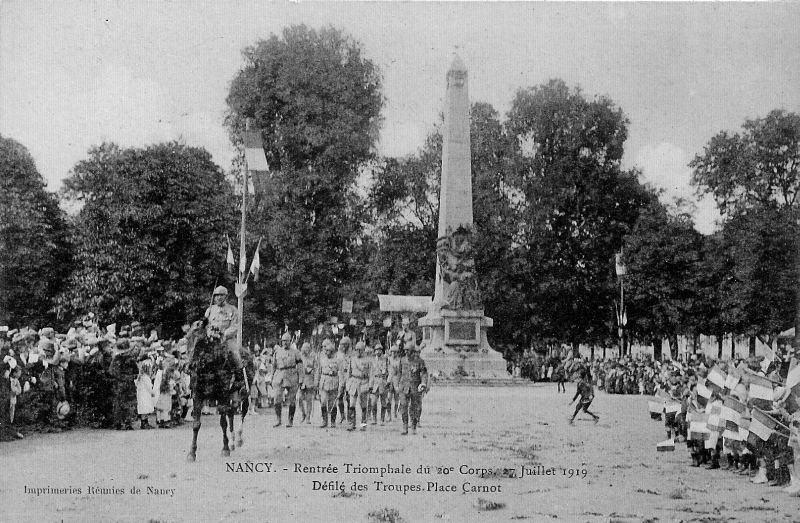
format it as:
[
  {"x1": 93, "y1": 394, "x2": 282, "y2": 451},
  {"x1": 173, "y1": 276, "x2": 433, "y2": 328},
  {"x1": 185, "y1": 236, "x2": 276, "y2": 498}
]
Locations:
[{"x1": 2, "y1": 2, "x2": 800, "y2": 234}]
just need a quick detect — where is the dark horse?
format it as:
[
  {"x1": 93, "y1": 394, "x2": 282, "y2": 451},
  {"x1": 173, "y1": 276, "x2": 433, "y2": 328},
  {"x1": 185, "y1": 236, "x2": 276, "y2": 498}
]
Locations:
[{"x1": 186, "y1": 320, "x2": 250, "y2": 462}]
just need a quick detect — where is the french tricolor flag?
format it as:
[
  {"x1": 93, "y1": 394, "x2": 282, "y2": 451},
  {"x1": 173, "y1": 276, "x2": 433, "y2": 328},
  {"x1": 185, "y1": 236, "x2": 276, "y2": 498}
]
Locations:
[
  {"x1": 243, "y1": 130, "x2": 269, "y2": 172},
  {"x1": 722, "y1": 395, "x2": 746, "y2": 432},
  {"x1": 747, "y1": 408, "x2": 779, "y2": 447},
  {"x1": 747, "y1": 373, "x2": 774, "y2": 410},
  {"x1": 696, "y1": 381, "x2": 713, "y2": 407},
  {"x1": 707, "y1": 366, "x2": 726, "y2": 393}
]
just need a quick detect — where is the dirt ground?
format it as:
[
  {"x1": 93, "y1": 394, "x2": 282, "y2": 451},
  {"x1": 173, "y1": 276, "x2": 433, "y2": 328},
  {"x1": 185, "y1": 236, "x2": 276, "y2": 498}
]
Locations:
[{"x1": 2, "y1": 383, "x2": 799, "y2": 523}]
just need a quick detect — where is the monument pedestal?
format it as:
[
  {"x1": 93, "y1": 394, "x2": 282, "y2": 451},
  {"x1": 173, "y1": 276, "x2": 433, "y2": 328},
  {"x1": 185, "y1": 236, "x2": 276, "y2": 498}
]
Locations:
[{"x1": 419, "y1": 308, "x2": 509, "y2": 379}]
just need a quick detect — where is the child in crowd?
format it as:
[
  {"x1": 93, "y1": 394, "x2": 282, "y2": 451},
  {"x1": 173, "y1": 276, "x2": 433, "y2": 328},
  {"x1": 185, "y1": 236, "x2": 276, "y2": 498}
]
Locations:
[
  {"x1": 155, "y1": 360, "x2": 175, "y2": 428},
  {"x1": 135, "y1": 360, "x2": 155, "y2": 429},
  {"x1": 569, "y1": 369, "x2": 600, "y2": 424},
  {"x1": 170, "y1": 365, "x2": 184, "y2": 425},
  {"x1": 9, "y1": 366, "x2": 22, "y2": 424}
]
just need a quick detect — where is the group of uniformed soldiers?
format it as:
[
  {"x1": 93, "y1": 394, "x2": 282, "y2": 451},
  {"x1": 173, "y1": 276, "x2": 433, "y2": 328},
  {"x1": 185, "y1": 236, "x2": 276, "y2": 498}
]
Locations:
[{"x1": 268, "y1": 330, "x2": 430, "y2": 435}]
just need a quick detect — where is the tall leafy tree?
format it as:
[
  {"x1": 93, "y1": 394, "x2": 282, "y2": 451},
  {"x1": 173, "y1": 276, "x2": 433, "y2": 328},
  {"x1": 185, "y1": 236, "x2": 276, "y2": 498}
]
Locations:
[
  {"x1": 0, "y1": 135, "x2": 72, "y2": 327},
  {"x1": 691, "y1": 109, "x2": 800, "y2": 345},
  {"x1": 225, "y1": 25, "x2": 383, "y2": 332},
  {"x1": 505, "y1": 79, "x2": 655, "y2": 350},
  {"x1": 56, "y1": 142, "x2": 236, "y2": 336},
  {"x1": 717, "y1": 207, "x2": 796, "y2": 345},
  {"x1": 622, "y1": 201, "x2": 703, "y2": 359}
]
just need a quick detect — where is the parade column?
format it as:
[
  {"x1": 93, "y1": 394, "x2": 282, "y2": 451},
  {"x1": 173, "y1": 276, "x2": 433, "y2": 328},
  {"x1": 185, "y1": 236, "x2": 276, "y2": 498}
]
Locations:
[{"x1": 418, "y1": 55, "x2": 508, "y2": 379}]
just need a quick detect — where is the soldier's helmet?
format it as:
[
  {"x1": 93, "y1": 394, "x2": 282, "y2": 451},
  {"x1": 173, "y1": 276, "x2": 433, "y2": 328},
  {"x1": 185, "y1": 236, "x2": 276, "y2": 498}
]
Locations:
[
  {"x1": 322, "y1": 339, "x2": 335, "y2": 352},
  {"x1": 281, "y1": 332, "x2": 292, "y2": 343},
  {"x1": 301, "y1": 342, "x2": 311, "y2": 353},
  {"x1": 213, "y1": 286, "x2": 228, "y2": 296},
  {"x1": 339, "y1": 336, "x2": 352, "y2": 350},
  {"x1": 355, "y1": 341, "x2": 366, "y2": 352},
  {"x1": 373, "y1": 343, "x2": 384, "y2": 354}
]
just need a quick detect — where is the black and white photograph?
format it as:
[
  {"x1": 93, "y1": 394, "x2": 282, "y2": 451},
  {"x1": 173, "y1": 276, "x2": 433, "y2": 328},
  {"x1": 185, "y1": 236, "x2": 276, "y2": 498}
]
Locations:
[{"x1": 2, "y1": 2, "x2": 800, "y2": 521}]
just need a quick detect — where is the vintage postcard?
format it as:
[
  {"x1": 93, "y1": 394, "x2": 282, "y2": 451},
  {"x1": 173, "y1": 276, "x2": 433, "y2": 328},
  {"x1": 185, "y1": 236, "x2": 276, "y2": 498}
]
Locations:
[{"x1": 2, "y1": 2, "x2": 800, "y2": 522}]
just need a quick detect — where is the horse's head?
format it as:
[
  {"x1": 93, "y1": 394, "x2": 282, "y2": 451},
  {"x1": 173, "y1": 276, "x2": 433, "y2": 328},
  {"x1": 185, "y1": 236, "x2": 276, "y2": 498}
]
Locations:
[{"x1": 185, "y1": 319, "x2": 208, "y2": 358}]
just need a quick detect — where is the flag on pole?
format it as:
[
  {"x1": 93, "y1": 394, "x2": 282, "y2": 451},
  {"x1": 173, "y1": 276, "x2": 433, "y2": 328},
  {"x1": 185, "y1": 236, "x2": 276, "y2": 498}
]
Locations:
[
  {"x1": 687, "y1": 412, "x2": 711, "y2": 441},
  {"x1": 738, "y1": 415, "x2": 751, "y2": 442},
  {"x1": 648, "y1": 400, "x2": 664, "y2": 419},
  {"x1": 722, "y1": 428, "x2": 743, "y2": 443},
  {"x1": 722, "y1": 395, "x2": 746, "y2": 432},
  {"x1": 696, "y1": 381, "x2": 713, "y2": 407},
  {"x1": 724, "y1": 371, "x2": 740, "y2": 392},
  {"x1": 656, "y1": 438, "x2": 675, "y2": 452},
  {"x1": 748, "y1": 408, "x2": 778, "y2": 446},
  {"x1": 706, "y1": 402, "x2": 724, "y2": 432},
  {"x1": 786, "y1": 358, "x2": 800, "y2": 391},
  {"x1": 748, "y1": 373, "x2": 775, "y2": 410},
  {"x1": 761, "y1": 347, "x2": 774, "y2": 373},
  {"x1": 783, "y1": 360, "x2": 800, "y2": 414},
  {"x1": 248, "y1": 238, "x2": 262, "y2": 281},
  {"x1": 243, "y1": 130, "x2": 269, "y2": 172},
  {"x1": 226, "y1": 235, "x2": 235, "y2": 274},
  {"x1": 707, "y1": 366, "x2": 726, "y2": 392},
  {"x1": 615, "y1": 253, "x2": 627, "y2": 276}
]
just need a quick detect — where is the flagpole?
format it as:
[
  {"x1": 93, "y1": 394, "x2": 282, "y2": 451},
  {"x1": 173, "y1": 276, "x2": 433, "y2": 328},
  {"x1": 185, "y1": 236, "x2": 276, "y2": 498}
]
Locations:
[{"x1": 237, "y1": 119, "x2": 251, "y2": 371}]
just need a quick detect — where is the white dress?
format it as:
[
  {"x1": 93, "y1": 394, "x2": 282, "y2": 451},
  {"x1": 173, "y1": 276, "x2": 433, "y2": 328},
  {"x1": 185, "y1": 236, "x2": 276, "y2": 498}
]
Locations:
[{"x1": 135, "y1": 374, "x2": 155, "y2": 415}]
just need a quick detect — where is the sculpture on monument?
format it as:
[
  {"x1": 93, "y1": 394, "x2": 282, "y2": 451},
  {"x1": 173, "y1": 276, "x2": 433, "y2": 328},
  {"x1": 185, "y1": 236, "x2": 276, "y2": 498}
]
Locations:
[{"x1": 436, "y1": 224, "x2": 482, "y2": 311}]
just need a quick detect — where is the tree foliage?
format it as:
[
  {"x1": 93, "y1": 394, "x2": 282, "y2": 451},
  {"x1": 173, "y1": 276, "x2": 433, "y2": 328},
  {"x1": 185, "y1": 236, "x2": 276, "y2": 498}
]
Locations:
[
  {"x1": 691, "y1": 110, "x2": 800, "y2": 216},
  {"x1": 56, "y1": 142, "x2": 236, "y2": 336},
  {"x1": 505, "y1": 80, "x2": 656, "y2": 346},
  {"x1": 622, "y1": 201, "x2": 703, "y2": 355},
  {"x1": 225, "y1": 25, "x2": 384, "y2": 333},
  {"x1": 691, "y1": 109, "x2": 800, "y2": 342},
  {"x1": 0, "y1": 135, "x2": 72, "y2": 327}
]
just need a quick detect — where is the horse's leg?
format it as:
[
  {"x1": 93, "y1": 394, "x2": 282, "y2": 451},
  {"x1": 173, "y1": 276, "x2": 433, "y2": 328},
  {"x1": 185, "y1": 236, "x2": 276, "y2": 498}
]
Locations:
[
  {"x1": 227, "y1": 409, "x2": 236, "y2": 451},
  {"x1": 220, "y1": 411, "x2": 230, "y2": 457},
  {"x1": 237, "y1": 396, "x2": 248, "y2": 448},
  {"x1": 187, "y1": 397, "x2": 201, "y2": 462}
]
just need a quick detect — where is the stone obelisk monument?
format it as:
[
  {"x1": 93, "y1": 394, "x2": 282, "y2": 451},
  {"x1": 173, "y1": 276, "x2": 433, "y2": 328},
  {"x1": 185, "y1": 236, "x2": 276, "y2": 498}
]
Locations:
[{"x1": 418, "y1": 55, "x2": 509, "y2": 379}]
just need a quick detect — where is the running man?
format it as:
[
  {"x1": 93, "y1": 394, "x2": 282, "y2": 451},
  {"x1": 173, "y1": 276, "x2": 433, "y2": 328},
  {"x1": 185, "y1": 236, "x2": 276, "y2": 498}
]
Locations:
[{"x1": 569, "y1": 369, "x2": 599, "y2": 424}]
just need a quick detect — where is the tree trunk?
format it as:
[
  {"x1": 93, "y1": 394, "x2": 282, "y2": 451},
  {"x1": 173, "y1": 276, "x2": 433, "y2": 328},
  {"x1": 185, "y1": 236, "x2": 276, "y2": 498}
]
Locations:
[
  {"x1": 717, "y1": 334, "x2": 724, "y2": 360},
  {"x1": 749, "y1": 336, "x2": 756, "y2": 358},
  {"x1": 590, "y1": 345, "x2": 595, "y2": 360},
  {"x1": 602, "y1": 345, "x2": 607, "y2": 359},
  {"x1": 653, "y1": 338, "x2": 663, "y2": 362},
  {"x1": 731, "y1": 336, "x2": 736, "y2": 360},
  {"x1": 571, "y1": 341, "x2": 580, "y2": 359}
]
